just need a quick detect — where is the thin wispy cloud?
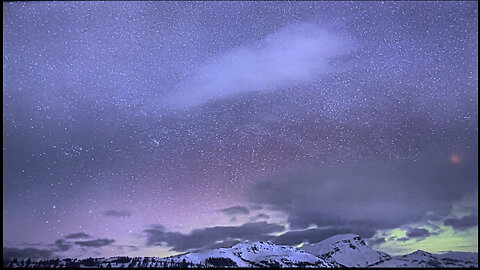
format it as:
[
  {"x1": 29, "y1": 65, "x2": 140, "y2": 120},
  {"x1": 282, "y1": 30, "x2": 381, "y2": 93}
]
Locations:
[
  {"x1": 167, "y1": 23, "x2": 356, "y2": 108},
  {"x1": 103, "y1": 210, "x2": 132, "y2": 218}
]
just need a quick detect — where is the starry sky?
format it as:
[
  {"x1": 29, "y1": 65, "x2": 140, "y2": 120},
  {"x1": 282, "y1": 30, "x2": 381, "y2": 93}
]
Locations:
[{"x1": 3, "y1": 1, "x2": 478, "y2": 260}]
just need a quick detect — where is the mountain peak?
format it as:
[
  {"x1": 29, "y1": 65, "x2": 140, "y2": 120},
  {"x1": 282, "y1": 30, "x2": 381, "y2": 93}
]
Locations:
[
  {"x1": 302, "y1": 234, "x2": 390, "y2": 267},
  {"x1": 413, "y1": 249, "x2": 430, "y2": 254},
  {"x1": 232, "y1": 240, "x2": 275, "y2": 250},
  {"x1": 236, "y1": 240, "x2": 273, "y2": 245},
  {"x1": 407, "y1": 249, "x2": 434, "y2": 257}
]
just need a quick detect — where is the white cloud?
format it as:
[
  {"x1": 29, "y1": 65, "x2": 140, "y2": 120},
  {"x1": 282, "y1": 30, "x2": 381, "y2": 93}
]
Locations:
[{"x1": 167, "y1": 23, "x2": 356, "y2": 108}]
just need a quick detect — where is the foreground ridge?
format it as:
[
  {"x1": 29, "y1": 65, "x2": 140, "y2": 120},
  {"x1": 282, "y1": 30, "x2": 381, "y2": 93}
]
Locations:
[{"x1": 3, "y1": 234, "x2": 478, "y2": 268}]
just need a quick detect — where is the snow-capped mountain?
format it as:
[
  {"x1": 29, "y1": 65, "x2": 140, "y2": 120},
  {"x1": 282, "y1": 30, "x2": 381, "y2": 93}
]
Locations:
[
  {"x1": 373, "y1": 250, "x2": 443, "y2": 268},
  {"x1": 302, "y1": 233, "x2": 391, "y2": 267},
  {"x1": 373, "y1": 250, "x2": 478, "y2": 268},
  {"x1": 438, "y1": 251, "x2": 478, "y2": 265},
  {"x1": 169, "y1": 241, "x2": 338, "y2": 267},
  {"x1": 3, "y1": 234, "x2": 478, "y2": 268}
]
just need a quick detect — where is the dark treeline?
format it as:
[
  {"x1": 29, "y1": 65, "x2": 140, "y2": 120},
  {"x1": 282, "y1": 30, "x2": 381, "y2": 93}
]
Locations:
[{"x1": 3, "y1": 256, "x2": 240, "y2": 268}]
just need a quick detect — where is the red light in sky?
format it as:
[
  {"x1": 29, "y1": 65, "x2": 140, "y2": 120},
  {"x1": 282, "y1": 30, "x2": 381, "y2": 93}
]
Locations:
[{"x1": 450, "y1": 154, "x2": 461, "y2": 164}]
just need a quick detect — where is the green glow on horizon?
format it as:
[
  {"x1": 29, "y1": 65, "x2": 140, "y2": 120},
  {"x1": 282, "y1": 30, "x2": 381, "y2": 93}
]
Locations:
[{"x1": 378, "y1": 225, "x2": 478, "y2": 256}]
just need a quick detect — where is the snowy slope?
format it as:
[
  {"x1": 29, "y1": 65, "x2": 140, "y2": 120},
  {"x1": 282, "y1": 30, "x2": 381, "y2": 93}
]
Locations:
[
  {"x1": 302, "y1": 233, "x2": 391, "y2": 267},
  {"x1": 437, "y1": 251, "x2": 478, "y2": 265},
  {"x1": 170, "y1": 241, "x2": 338, "y2": 267},
  {"x1": 373, "y1": 250, "x2": 442, "y2": 267},
  {"x1": 374, "y1": 250, "x2": 478, "y2": 268},
  {"x1": 167, "y1": 246, "x2": 250, "y2": 267}
]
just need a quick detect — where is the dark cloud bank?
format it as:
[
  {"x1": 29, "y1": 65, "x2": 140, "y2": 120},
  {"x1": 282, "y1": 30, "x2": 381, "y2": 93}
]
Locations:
[
  {"x1": 3, "y1": 237, "x2": 116, "y2": 259},
  {"x1": 74, "y1": 239, "x2": 115, "y2": 247},
  {"x1": 144, "y1": 221, "x2": 284, "y2": 252},
  {"x1": 103, "y1": 210, "x2": 132, "y2": 218},
  {"x1": 5, "y1": 148, "x2": 477, "y2": 257},
  {"x1": 64, "y1": 232, "x2": 90, "y2": 239},
  {"x1": 221, "y1": 206, "x2": 250, "y2": 216},
  {"x1": 444, "y1": 214, "x2": 478, "y2": 231},
  {"x1": 247, "y1": 148, "x2": 478, "y2": 232},
  {"x1": 143, "y1": 147, "x2": 477, "y2": 252}
]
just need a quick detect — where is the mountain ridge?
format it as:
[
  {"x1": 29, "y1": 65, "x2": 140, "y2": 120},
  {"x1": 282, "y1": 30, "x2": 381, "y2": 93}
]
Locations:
[{"x1": 3, "y1": 234, "x2": 478, "y2": 268}]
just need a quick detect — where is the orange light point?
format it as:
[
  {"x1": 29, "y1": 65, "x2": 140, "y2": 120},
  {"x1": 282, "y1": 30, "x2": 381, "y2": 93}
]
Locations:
[{"x1": 450, "y1": 154, "x2": 461, "y2": 164}]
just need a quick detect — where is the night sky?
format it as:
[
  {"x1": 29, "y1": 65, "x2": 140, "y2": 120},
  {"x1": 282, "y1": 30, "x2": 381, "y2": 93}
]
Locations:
[{"x1": 3, "y1": 1, "x2": 478, "y2": 259}]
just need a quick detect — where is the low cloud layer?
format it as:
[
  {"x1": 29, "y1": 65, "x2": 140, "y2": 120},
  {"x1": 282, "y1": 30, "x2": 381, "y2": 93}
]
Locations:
[
  {"x1": 272, "y1": 226, "x2": 376, "y2": 246},
  {"x1": 368, "y1": 237, "x2": 386, "y2": 246},
  {"x1": 103, "y1": 210, "x2": 131, "y2": 218},
  {"x1": 251, "y1": 213, "x2": 270, "y2": 222},
  {"x1": 74, "y1": 239, "x2": 116, "y2": 247},
  {"x1": 167, "y1": 22, "x2": 355, "y2": 108},
  {"x1": 221, "y1": 206, "x2": 250, "y2": 216},
  {"x1": 143, "y1": 221, "x2": 378, "y2": 251},
  {"x1": 141, "y1": 148, "x2": 477, "y2": 252},
  {"x1": 3, "y1": 234, "x2": 117, "y2": 259},
  {"x1": 3, "y1": 247, "x2": 54, "y2": 259},
  {"x1": 54, "y1": 239, "x2": 72, "y2": 251},
  {"x1": 444, "y1": 214, "x2": 478, "y2": 231},
  {"x1": 405, "y1": 227, "x2": 435, "y2": 241},
  {"x1": 144, "y1": 221, "x2": 285, "y2": 252},
  {"x1": 246, "y1": 148, "x2": 478, "y2": 235},
  {"x1": 64, "y1": 232, "x2": 90, "y2": 239},
  {"x1": 397, "y1": 237, "x2": 409, "y2": 242}
]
